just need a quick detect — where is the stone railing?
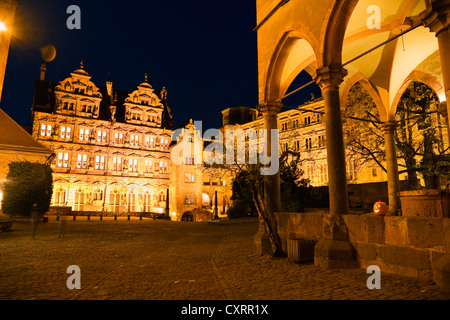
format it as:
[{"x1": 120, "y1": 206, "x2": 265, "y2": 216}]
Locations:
[{"x1": 275, "y1": 212, "x2": 450, "y2": 281}]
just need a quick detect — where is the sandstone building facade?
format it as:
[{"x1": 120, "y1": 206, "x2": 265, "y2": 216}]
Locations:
[{"x1": 31, "y1": 62, "x2": 173, "y2": 215}]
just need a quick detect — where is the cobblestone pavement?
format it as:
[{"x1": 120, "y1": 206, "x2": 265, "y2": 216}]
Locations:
[{"x1": 0, "y1": 217, "x2": 449, "y2": 301}]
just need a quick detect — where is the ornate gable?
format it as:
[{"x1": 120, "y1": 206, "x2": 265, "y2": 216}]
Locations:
[
  {"x1": 54, "y1": 61, "x2": 103, "y2": 118},
  {"x1": 123, "y1": 74, "x2": 164, "y2": 127}
]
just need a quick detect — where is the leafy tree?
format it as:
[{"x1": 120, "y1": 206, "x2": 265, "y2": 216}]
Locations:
[
  {"x1": 396, "y1": 82, "x2": 449, "y2": 189},
  {"x1": 2, "y1": 162, "x2": 53, "y2": 217},
  {"x1": 278, "y1": 150, "x2": 311, "y2": 212}
]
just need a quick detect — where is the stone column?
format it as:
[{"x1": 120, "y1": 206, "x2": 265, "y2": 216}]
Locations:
[
  {"x1": 421, "y1": 2, "x2": 450, "y2": 288},
  {"x1": 439, "y1": 101, "x2": 449, "y2": 147},
  {"x1": 315, "y1": 66, "x2": 349, "y2": 216},
  {"x1": 313, "y1": 66, "x2": 358, "y2": 269},
  {"x1": 421, "y1": 0, "x2": 450, "y2": 141},
  {"x1": 259, "y1": 102, "x2": 283, "y2": 213},
  {"x1": 254, "y1": 102, "x2": 282, "y2": 256},
  {"x1": 214, "y1": 190, "x2": 219, "y2": 220},
  {"x1": 381, "y1": 121, "x2": 401, "y2": 215},
  {"x1": 165, "y1": 188, "x2": 170, "y2": 219}
]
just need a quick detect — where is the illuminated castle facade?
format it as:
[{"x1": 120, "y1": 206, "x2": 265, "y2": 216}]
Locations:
[{"x1": 31, "y1": 62, "x2": 173, "y2": 215}]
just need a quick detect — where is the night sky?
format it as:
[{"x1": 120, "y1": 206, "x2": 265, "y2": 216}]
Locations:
[{"x1": 1, "y1": 0, "x2": 321, "y2": 130}]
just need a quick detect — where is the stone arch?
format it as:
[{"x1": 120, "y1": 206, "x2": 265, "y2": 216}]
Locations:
[
  {"x1": 264, "y1": 23, "x2": 320, "y2": 102},
  {"x1": 341, "y1": 72, "x2": 388, "y2": 121},
  {"x1": 202, "y1": 193, "x2": 211, "y2": 208},
  {"x1": 391, "y1": 70, "x2": 445, "y2": 116},
  {"x1": 181, "y1": 211, "x2": 194, "y2": 222},
  {"x1": 319, "y1": 0, "x2": 359, "y2": 68}
]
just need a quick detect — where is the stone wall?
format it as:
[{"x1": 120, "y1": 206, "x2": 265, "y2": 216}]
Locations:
[{"x1": 275, "y1": 212, "x2": 450, "y2": 280}]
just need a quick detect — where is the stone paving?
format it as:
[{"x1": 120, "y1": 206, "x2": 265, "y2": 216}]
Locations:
[{"x1": 0, "y1": 217, "x2": 449, "y2": 301}]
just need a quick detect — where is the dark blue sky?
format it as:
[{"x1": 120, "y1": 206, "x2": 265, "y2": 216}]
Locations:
[{"x1": 2, "y1": 0, "x2": 320, "y2": 130}]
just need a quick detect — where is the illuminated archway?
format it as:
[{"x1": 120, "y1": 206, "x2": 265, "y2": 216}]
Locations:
[
  {"x1": 263, "y1": 25, "x2": 320, "y2": 103},
  {"x1": 181, "y1": 211, "x2": 194, "y2": 222}
]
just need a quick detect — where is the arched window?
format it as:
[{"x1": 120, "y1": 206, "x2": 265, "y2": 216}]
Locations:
[
  {"x1": 74, "y1": 189, "x2": 85, "y2": 211},
  {"x1": 159, "y1": 191, "x2": 166, "y2": 202},
  {"x1": 128, "y1": 191, "x2": 136, "y2": 212},
  {"x1": 54, "y1": 188, "x2": 66, "y2": 206},
  {"x1": 110, "y1": 190, "x2": 121, "y2": 213},
  {"x1": 144, "y1": 191, "x2": 152, "y2": 212},
  {"x1": 93, "y1": 189, "x2": 103, "y2": 201}
]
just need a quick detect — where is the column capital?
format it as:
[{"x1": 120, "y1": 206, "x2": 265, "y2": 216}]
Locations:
[
  {"x1": 314, "y1": 65, "x2": 348, "y2": 92},
  {"x1": 420, "y1": 0, "x2": 450, "y2": 36},
  {"x1": 257, "y1": 101, "x2": 283, "y2": 116},
  {"x1": 380, "y1": 121, "x2": 397, "y2": 134}
]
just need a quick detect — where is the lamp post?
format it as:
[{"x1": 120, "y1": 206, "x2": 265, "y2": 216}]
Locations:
[
  {"x1": 0, "y1": 0, "x2": 18, "y2": 104},
  {"x1": 214, "y1": 190, "x2": 219, "y2": 220}
]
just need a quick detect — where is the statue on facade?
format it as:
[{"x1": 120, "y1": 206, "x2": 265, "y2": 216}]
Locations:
[
  {"x1": 87, "y1": 192, "x2": 93, "y2": 205},
  {"x1": 52, "y1": 124, "x2": 59, "y2": 137},
  {"x1": 161, "y1": 87, "x2": 167, "y2": 101}
]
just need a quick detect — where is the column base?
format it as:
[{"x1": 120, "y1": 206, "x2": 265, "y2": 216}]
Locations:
[
  {"x1": 314, "y1": 238, "x2": 359, "y2": 269},
  {"x1": 254, "y1": 219, "x2": 272, "y2": 256},
  {"x1": 432, "y1": 254, "x2": 450, "y2": 290}
]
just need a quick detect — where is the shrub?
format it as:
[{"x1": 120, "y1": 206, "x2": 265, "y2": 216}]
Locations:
[{"x1": 2, "y1": 162, "x2": 53, "y2": 217}]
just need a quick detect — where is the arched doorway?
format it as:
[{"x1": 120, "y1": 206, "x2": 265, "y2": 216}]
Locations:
[
  {"x1": 202, "y1": 193, "x2": 210, "y2": 208},
  {"x1": 181, "y1": 211, "x2": 194, "y2": 222}
]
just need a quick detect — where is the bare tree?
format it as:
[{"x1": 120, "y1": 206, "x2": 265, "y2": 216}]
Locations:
[{"x1": 343, "y1": 82, "x2": 449, "y2": 189}]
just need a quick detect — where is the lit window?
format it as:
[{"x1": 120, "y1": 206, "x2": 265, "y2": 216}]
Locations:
[
  {"x1": 113, "y1": 157, "x2": 123, "y2": 171},
  {"x1": 93, "y1": 189, "x2": 103, "y2": 201},
  {"x1": 74, "y1": 189, "x2": 84, "y2": 211},
  {"x1": 144, "y1": 159, "x2": 153, "y2": 173},
  {"x1": 144, "y1": 192, "x2": 152, "y2": 212},
  {"x1": 54, "y1": 188, "x2": 66, "y2": 206},
  {"x1": 61, "y1": 126, "x2": 71, "y2": 139},
  {"x1": 79, "y1": 128, "x2": 89, "y2": 141},
  {"x1": 160, "y1": 161, "x2": 168, "y2": 174},
  {"x1": 185, "y1": 157, "x2": 195, "y2": 165},
  {"x1": 185, "y1": 194, "x2": 195, "y2": 205},
  {"x1": 77, "y1": 154, "x2": 88, "y2": 169},
  {"x1": 57, "y1": 152, "x2": 69, "y2": 168},
  {"x1": 129, "y1": 159, "x2": 138, "y2": 173},
  {"x1": 185, "y1": 173, "x2": 195, "y2": 183},
  {"x1": 95, "y1": 156, "x2": 105, "y2": 170},
  {"x1": 46, "y1": 124, "x2": 52, "y2": 137},
  {"x1": 130, "y1": 135, "x2": 139, "y2": 146}
]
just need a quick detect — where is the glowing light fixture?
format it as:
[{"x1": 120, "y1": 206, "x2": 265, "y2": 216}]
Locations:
[{"x1": 0, "y1": 22, "x2": 7, "y2": 32}]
